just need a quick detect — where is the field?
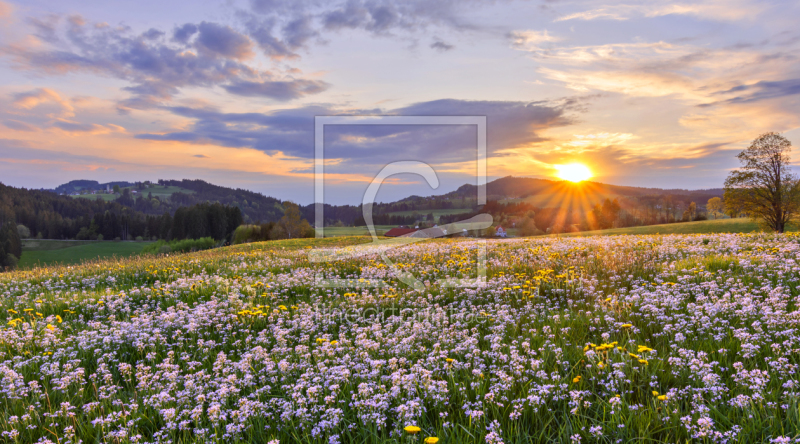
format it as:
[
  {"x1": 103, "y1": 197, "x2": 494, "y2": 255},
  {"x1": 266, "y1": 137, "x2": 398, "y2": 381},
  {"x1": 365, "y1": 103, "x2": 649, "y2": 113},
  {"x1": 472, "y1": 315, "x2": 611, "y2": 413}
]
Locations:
[
  {"x1": 320, "y1": 225, "x2": 394, "y2": 237},
  {"x1": 72, "y1": 185, "x2": 194, "y2": 201},
  {"x1": 386, "y1": 208, "x2": 473, "y2": 222},
  {"x1": 561, "y1": 218, "x2": 767, "y2": 237},
  {"x1": 19, "y1": 239, "x2": 153, "y2": 268},
  {"x1": 1, "y1": 233, "x2": 799, "y2": 443}
]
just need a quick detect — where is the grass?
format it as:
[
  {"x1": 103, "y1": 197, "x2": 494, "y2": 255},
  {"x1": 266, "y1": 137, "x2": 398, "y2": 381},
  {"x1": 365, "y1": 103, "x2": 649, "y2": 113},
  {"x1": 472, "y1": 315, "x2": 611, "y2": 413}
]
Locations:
[
  {"x1": 2, "y1": 232, "x2": 799, "y2": 443},
  {"x1": 557, "y1": 217, "x2": 768, "y2": 237},
  {"x1": 385, "y1": 208, "x2": 473, "y2": 222},
  {"x1": 320, "y1": 225, "x2": 394, "y2": 237},
  {"x1": 19, "y1": 239, "x2": 153, "y2": 268}
]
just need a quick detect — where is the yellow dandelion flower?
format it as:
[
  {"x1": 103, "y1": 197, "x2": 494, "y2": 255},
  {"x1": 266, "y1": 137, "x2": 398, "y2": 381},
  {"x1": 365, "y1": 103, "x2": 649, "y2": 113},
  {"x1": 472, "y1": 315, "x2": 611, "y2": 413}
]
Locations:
[
  {"x1": 572, "y1": 376, "x2": 581, "y2": 383},
  {"x1": 424, "y1": 438, "x2": 439, "y2": 444},
  {"x1": 620, "y1": 324, "x2": 633, "y2": 328},
  {"x1": 404, "y1": 426, "x2": 421, "y2": 434},
  {"x1": 46, "y1": 324, "x2": 55, "y2": 331}
]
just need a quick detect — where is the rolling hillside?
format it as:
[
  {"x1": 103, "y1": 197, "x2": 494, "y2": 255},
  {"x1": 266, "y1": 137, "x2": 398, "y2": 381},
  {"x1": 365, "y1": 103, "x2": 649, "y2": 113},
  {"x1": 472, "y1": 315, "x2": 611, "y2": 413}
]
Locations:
[{"x1": 554, "y1": 218, "x2": 768, "y2": 237}]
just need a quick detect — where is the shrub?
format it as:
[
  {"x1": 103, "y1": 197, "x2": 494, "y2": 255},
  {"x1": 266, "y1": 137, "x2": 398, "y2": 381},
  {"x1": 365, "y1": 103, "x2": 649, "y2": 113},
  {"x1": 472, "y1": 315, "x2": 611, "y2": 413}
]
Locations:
[
  {"x1": 4, "y1": 253, "x2": 17, "y2": 271},
  {"x1": 135, "y1": 236, "x2": 144, "y2": 241},
  {"x1": 97, "y1": 234, "x2": 104, "y2": 241},
  {"x1": 114, "y1": 237, "x2": 121, "y2": 241}
]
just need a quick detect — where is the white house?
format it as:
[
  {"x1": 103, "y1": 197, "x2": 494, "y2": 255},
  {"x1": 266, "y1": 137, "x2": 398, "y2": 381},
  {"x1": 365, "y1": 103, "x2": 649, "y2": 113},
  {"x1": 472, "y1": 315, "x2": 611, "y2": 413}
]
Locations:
[{"x1": 495, "y1": 226, "x2": 507, "y2": 237}]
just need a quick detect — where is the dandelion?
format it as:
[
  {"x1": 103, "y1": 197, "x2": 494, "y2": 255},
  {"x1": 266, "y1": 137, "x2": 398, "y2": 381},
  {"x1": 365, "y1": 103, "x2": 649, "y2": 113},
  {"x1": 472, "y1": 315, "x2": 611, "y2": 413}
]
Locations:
[
  {"x1": 46, "y1": 324, "x2": 55, "y2": 331},
  {"x1": 424, "y1": 438, "x2": 439, "y2": 444},
  {"x1": 572, "y1": 376, "x2": 581, "y2": 383},
  {"x1": 620, "y1": 324, "x2": 633, "y2": 328},
  {"x1": 404, "y1": 425, "x2": 421, "y2": 434}
]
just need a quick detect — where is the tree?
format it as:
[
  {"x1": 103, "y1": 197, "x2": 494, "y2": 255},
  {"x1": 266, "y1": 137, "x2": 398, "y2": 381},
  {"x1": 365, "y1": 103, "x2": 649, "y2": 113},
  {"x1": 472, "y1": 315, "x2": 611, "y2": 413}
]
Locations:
[
  {"x1": 724, "y1": 132, "x2": 800, "y2": 233},
  {"x1": 17, "y1": 224, "x2": 31, "y2": 239},
  {"x1": 113, "y1": 184, "x2": 120, "y2": 194},
  {"x1": 0, "y1": 218, "x2": 22, "y2": 271},
  {"x1": 682, "y1": 202, "x2": 697, "y2": 222},
  {"x1": 279, "y1": 202, "x2": 305, "y2": 239},
  {"x1": 706, "y1": 197, "x2": 723, "y2": 219}
]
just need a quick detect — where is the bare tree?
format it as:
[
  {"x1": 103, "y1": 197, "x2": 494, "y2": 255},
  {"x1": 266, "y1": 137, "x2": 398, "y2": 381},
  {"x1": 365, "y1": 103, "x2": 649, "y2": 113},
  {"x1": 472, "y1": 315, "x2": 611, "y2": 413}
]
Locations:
[{"x1": 724, "y1": 132, "x2": 800, "y2": 233}]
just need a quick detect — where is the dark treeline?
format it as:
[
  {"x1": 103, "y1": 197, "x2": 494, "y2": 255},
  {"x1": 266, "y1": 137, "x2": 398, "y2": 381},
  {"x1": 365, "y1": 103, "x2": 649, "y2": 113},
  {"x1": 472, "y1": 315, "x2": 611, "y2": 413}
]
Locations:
[
  {"x1": 0, "y1": 218, "x2": 21, "y2": 270},
  {"x1": 1, "y1": 182, "x2": 241, "y2": 242},
  {"x1": 439, "y1": 192, "x2": 719, "y2": 235}
]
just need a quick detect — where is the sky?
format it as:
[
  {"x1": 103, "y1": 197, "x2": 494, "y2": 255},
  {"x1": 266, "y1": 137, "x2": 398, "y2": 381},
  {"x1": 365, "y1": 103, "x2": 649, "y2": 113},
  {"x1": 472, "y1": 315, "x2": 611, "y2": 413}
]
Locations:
[{"x1": 0, "y1": 0, "x2": 799, "y2": 205}]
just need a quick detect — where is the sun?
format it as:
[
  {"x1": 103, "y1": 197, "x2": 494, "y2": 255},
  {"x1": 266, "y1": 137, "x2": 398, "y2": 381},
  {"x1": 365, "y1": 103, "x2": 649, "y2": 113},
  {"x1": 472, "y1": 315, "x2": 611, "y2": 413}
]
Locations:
[{"x1": 555, "y1": 163, "x2": 593, "y2": 182}]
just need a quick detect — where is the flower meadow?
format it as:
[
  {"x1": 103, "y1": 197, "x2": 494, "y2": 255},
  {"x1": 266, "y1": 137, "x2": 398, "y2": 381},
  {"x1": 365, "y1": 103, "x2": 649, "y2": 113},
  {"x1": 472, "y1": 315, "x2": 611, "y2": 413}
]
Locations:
[{"x1": 1, "y1": 233, "x2": 799, "y2": 444}]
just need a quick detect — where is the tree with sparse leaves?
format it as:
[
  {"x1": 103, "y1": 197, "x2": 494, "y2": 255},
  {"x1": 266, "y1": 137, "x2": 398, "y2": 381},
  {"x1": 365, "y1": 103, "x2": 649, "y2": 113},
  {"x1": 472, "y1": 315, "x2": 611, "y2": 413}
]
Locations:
[
  {"x1": 724, "y1": 132, "x2": 800, "y2": 233},
  {"x1": 706, "y1": 197, "x2": 723, "y2": 219}
]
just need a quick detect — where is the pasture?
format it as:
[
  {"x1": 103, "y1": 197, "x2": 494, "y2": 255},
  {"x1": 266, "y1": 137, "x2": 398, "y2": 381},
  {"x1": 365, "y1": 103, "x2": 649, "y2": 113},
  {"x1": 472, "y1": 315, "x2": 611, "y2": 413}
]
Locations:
[
  {"x1": 0, "y1": 233, "x2": 798, "y2": 443},
  {"x1": 19, "y1": 239, "x2": 153, "y2": 269}
]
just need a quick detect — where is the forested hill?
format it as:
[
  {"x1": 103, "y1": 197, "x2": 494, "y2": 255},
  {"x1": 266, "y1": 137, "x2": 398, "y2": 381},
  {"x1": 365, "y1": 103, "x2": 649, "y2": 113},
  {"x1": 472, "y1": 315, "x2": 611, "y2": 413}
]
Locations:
[
  {"x1": 0, "y1": 182, "x2": 243, "y2": 241},
  {"x1": 157, "y1": 179, "x2": 285, "y2": 223},
  {"x1": 52, "y1": 179, "x2": 287, "y2": 224}
]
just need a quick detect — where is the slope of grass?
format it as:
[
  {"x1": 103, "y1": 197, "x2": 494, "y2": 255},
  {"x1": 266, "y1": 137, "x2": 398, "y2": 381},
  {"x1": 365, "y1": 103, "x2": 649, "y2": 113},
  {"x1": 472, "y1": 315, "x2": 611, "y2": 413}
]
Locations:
[
  {"x1": 559, "y1": 218, "x2": 767, "y2": 237},
  {"x1": 320, "y1": 225, "x2": 394, "y2": 237},
  {"x1": 19, "y1": 240, "x2": 153, "y2": 269},
  {"x1": 385, "y1": 208, "x2": 472, "y2": 222},
  {"x1": 1, "y1": 232, "x2": 797, "y2": 443}
]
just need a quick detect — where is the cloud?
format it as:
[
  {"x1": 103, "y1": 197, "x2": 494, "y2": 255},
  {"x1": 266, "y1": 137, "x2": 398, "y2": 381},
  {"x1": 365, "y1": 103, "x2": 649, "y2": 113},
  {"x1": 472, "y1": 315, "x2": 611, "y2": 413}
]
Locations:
[
  {"x1": 195, "y1": 22, "x2": 254, "y2": 60},
  {"x1": 3, "y1": 119, "x2": 38, "y2": 132},
  {"x1": 5, "y1": 15, "x2": 329, "y2": 110},
  {"x1": 430, "y1": 39, "x2": 454, "y2": 52},
  {"x1": 51, "y1": 119, "x2": 125, "y2": 135},
  {"x1": 240, "y1": 0, "x2": 485, "y2": 59},
  {"x1": 508, "y1": 30, "x2": 560, "y2": 51},
  {"x1": 555, "y1": 1, "x2": 765, "y2": 23},
  {"x1": 223, "y1": 78, "x2": 329, "y2": 100},
  {"x1": 134, "y1": 98, "x2": 579, "y2": 174},
  {"x1": 12, "y1": 88, "x2": 75, "y2": 116},
  {"x1": 702, "y1": 78, "x2": 800, "y2": 106},
  {"x1": 193, "y1": 154, "x2": 210, "y2": 158}
]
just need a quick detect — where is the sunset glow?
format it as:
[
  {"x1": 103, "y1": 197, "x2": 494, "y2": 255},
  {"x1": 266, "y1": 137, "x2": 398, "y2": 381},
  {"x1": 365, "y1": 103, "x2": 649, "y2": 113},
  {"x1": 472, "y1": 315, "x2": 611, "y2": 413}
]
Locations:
[{"x1": 555, "y1": 163, "x2": 593, "y2": 182}]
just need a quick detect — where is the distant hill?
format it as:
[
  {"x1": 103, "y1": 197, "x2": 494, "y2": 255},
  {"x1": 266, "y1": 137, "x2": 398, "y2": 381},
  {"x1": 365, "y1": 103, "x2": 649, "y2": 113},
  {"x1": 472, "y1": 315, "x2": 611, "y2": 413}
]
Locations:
[
  {"x1": 54, "y1": 180, "x2": 135, "y2": 195},
  {"x1": 53, "y1": 179, "x2": 286, "y2": 223},
  {"x1": 378, "y1": 176, "x2": 722, "y2": 218},
  {"x1": 50, "y1": 175, "x2": 726, "y2": 230}
]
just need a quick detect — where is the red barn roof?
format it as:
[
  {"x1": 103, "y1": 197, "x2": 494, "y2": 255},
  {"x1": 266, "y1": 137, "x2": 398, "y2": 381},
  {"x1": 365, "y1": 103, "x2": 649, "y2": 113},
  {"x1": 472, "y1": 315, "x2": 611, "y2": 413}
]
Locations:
[{"x1": 383, "y1": 227, "x2": 418, "y2": 237}]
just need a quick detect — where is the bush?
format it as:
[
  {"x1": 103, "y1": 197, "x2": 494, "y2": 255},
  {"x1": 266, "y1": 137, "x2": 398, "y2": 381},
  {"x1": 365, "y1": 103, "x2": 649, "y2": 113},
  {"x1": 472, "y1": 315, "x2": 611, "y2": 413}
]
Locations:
[
  {"x1": 17, "y1": 225, "x2": 31, "y2": 239},
  {"x1": 4, "y1": 253, "x2": 17, "y2": 271},
  {"x1": 135, "y1": 236, "x2": 144, "y2": 241},
  {"x1": 114, "y1": 237, "x2": 121, "y2": 241},
  {"x1": 97, "y1": 234, "x2": 104, "y2": 241}
]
